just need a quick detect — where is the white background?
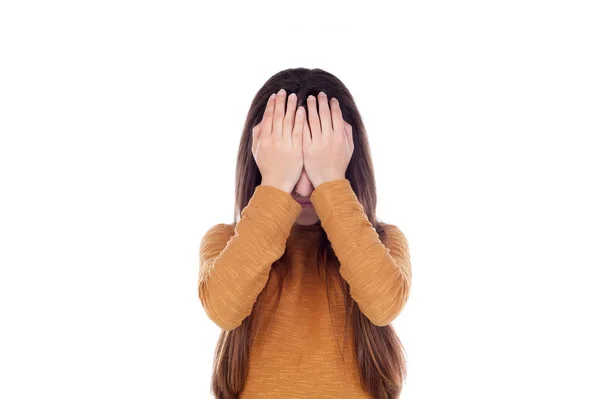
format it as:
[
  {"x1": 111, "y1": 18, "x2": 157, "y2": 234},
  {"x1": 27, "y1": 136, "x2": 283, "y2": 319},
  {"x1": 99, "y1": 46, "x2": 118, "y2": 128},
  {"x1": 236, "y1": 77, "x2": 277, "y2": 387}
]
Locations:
[{"x1": 1, "y1": 1, "x2": 599, "y2": 398}]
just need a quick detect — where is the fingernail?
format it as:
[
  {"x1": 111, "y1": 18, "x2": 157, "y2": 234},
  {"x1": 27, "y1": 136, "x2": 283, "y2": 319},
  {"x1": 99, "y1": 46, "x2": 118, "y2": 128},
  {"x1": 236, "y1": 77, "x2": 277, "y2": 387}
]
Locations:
[
  {"x1": 278, "y1": 88, "x2": 286, "y2": 95},
  {"x1": 269, "y1": 93, "x2": 276, "y2": 100},
  {"x1": 289, "y1": 93, "x2": 296, "y2": 99}
]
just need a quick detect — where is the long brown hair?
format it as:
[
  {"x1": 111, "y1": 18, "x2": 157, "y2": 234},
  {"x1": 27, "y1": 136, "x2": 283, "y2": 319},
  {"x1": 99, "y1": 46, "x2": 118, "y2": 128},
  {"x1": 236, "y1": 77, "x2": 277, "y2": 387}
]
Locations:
[{"x1": 211, "y1": 68, "x2": 407, "y2": 398}]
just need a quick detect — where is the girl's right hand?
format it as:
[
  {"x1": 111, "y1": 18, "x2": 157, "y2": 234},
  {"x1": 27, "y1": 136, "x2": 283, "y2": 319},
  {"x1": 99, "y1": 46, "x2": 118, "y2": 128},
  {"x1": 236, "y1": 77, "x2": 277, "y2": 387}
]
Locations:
[{"x1": 252, "y1": 88, "x2": 305, "y2": 194}]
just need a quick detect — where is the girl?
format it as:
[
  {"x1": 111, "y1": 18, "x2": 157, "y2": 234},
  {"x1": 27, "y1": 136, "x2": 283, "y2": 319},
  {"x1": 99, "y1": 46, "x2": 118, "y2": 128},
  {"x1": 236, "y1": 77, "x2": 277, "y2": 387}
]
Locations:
[{"x1": 198, "y1": 68, "x2": 412, "y2": 398}]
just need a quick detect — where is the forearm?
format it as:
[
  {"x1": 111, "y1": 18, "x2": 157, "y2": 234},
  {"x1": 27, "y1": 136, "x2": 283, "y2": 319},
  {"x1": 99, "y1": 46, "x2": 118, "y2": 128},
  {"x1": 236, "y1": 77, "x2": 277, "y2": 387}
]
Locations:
[
  {"x1": 310, "y1": 178, "x2": 412, "y2": 326},
  {"x1": 199, "y1": 184, "x2": 302, "y2": 330}
]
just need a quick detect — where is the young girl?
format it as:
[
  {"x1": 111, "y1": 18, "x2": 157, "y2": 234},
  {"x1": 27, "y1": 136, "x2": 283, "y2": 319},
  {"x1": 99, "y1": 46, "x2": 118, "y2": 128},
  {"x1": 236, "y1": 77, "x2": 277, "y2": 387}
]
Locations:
[{"x1": 198, "y1": 68, "x2": 412, "y2": 398}]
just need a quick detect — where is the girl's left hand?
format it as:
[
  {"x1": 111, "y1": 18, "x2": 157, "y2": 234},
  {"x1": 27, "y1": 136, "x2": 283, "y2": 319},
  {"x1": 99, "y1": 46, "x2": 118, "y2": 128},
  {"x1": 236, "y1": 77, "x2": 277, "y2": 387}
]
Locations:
[{"x1": 302, "y1": 92, "x2": 354, "y2": 188}]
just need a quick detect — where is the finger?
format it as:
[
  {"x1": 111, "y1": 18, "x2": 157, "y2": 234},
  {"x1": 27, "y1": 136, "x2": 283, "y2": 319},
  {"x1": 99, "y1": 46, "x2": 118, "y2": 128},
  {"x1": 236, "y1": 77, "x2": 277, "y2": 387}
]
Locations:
[
  {"x1": 306, "y1": 95, "x2": 321, "y2": 140},
  {"x1": 272, "y1": 88, "x2": 287, "y2": 138},
  {"x1": 302, "y1": 110, "x2": 312, "y2": 152},
  {"x1": 261, "y1": 93, "x2": 276, "y2": 137},
  {"x1": 292, "y1": 106, "x2": 304, "y2": 151},
  {"x1": 344, "y1": 121, "x2": 354, "y2": 151},
  {"x1": 317, "y1": 91, "x2": 332, "y2": 138},
  {"x1": 283, "y1": 92, "x2": 297, "y2": 145},
  {"x1": 330, "y1": 98, "x2": 345, "y2": 135}
]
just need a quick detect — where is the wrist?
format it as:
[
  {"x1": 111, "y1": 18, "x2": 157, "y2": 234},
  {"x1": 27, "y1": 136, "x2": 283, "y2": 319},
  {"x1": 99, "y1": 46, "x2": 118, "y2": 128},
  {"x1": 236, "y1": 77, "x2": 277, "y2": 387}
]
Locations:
[
  {"x1": 260, "y1": 180, "x2": 293, "y2": 194},
  {"x1": 312, "y1": 176, "x2": 346, "y2": 189}
]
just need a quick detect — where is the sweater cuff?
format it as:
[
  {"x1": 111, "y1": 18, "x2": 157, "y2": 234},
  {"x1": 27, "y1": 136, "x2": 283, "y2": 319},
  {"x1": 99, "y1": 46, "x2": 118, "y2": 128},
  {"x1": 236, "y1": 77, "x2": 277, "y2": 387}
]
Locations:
[
  {"x1": 241, "y1": 184, "x2": 303, "y2": 237},
  {"x1": 309, "y1": 178, "x2": 358, "y2": 225}
]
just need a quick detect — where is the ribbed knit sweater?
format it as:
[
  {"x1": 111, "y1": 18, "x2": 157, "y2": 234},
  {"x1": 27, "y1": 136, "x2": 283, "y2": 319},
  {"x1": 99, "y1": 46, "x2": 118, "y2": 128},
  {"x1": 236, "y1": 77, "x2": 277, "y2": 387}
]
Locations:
[{"x1": 198, "y1": 178, "x2": 412, "y2": 398}]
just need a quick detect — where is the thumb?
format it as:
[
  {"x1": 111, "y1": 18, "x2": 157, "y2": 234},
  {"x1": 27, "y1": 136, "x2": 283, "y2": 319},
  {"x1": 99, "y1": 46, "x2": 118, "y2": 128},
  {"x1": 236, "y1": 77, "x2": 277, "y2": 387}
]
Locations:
[
  {"x1": 252, "y1": 123, "x2": 261, "y2": 154},
  {"x1": 344, "y1": 121, "x2": 353, "y2": 151}
]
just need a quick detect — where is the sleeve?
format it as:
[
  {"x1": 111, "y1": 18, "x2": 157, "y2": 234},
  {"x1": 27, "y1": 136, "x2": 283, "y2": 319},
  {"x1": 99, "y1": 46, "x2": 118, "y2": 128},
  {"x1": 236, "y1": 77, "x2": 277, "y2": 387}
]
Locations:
[
  {"x1": 310, "y1": 178, "x2": 412, "y2": 327},
  {"x1": 198, "y1": 184, "x2": 303, "y2": 331}
]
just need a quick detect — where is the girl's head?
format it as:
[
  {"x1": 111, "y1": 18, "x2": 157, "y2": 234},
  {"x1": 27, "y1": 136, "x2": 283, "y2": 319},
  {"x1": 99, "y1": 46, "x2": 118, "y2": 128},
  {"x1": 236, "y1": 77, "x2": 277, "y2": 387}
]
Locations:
[
  {"x1": 214, "y1": 68, "x2": 406, "y2": 399},
  {"x1": 234, "y1": 67, "x2": 377, "y2": 227}
]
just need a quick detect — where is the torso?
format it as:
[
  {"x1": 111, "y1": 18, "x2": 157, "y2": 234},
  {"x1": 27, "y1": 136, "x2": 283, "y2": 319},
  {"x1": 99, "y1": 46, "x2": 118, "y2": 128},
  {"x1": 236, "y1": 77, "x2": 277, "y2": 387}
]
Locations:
[{"x1": 239, "y1": 227, "x2": 372, "y2": 398}]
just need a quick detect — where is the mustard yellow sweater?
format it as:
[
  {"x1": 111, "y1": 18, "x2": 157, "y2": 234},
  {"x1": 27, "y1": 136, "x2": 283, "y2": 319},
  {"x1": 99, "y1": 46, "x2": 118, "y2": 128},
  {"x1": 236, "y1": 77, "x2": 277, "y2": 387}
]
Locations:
[{"x1": 198, "y1": 178, "x2": 412, "y2": 398}]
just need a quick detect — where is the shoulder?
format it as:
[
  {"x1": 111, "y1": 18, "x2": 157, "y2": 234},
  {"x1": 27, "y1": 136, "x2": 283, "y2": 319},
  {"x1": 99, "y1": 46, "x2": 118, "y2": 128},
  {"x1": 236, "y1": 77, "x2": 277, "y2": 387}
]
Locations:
[
  {"x1": 200, "y1": 223, "x2": 236, "y2": 248},
  {"x1": 377, "y1": 221, "x2": 404, "y2": 236},
  {"x1": 377, "y1": 222, "x2": 409, "y2": 247}
]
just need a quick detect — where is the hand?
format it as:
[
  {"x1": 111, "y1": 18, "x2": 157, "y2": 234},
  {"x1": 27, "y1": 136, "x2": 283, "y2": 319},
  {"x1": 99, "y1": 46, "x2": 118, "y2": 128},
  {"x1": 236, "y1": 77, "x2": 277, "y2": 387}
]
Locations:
[
  {"x1": 302, "y1": 92, "x2": 354, "y2": 188},
  {"x1": 252, "y1": 88, "x2": 305, "y2": 194}
]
